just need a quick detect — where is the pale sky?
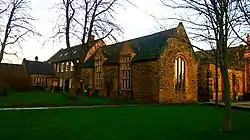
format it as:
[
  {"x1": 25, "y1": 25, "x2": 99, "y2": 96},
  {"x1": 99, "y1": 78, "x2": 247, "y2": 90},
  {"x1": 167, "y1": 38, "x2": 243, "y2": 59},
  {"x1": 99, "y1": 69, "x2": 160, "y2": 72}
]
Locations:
[{"x1": 2, "y1": 0, "x2": 208, "y2": 64}]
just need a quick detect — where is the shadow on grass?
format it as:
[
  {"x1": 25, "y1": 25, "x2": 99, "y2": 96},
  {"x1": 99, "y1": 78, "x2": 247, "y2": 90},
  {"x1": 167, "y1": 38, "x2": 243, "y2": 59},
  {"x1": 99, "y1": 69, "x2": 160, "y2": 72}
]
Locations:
[{"x1": 0, "y1": 90, "x2": 142, "y2": 108}]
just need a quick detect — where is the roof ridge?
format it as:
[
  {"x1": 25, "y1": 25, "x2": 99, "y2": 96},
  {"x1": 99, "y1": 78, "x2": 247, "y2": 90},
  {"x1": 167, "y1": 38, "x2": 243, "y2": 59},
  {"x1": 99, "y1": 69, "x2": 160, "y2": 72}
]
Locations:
[
  {"x1": 0, "y1": 63, "x2": 23, "y2": 66},
  {"x1": 65, "y1": 28, "x2": 177, "y2": 50},
  {"x1": 106, "y1": 27, "x2": 177, "y2": 46}
]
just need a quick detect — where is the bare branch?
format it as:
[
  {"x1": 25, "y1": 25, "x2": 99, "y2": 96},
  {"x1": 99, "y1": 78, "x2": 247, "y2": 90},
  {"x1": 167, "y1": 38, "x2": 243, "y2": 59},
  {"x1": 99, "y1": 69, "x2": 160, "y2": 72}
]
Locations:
[{"x1": 0, "y1": 0, "x2": 39, "y2": 62}]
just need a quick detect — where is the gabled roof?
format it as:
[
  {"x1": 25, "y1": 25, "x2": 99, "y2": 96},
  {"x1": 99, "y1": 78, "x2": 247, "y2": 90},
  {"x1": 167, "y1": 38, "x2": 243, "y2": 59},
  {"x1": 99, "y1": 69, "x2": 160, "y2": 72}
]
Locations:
[
  {"x1": 83, "y1": 27, "x2": 177, "y2": 67},
  {"x1": 22, "y1": 59, "x2": 55, "y2": 75},
  {"x1": 195, "y1": 45, "x2": 247, "y2": 70},
  {"x1": 48, "y1": 41, "x2": 98, "y2": 63}
]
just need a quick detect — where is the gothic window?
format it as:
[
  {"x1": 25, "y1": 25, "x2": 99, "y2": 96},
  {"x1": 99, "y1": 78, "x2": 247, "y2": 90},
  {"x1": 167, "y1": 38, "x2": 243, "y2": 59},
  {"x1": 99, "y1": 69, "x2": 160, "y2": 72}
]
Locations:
[
  {"x1": 121, "y1": 55, "x2": 131, "y2": 90},
  {"x1": 95, "y1": 55, "x2": 102, "y2": 89},
  {"x1": 174, "y1": 57, "x2": 186, "y2": 92}
]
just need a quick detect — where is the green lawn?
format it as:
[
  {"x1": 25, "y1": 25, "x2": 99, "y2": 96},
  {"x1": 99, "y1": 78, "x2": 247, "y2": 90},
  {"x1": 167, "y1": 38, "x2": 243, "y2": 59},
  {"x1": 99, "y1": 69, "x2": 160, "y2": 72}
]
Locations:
[
  {"x1": 0, "y1": 105, "x2": 249, "y2": 140},
  {"x1": 0, "y1": 91, "x2": 136, "y2": 108}
]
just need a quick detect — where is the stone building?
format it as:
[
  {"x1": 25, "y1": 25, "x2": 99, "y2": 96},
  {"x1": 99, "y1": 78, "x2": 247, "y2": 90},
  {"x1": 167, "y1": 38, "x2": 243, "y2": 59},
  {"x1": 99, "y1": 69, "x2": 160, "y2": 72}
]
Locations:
[
  {"x1": 196, "y1": 40, "x2": 250, "y2": 101},
  {"x1": 47, "y1": 22, "x2": 250, "y2": 103},
  {"x1": 49, "y1": 23, "x2": 198, "y2": 103},
  {"x1": 47, "y1": 37, "x2": 105, "y2": 93},
  {"x1": 22, "y1": 56, "x2": 56, "y2": 88}
]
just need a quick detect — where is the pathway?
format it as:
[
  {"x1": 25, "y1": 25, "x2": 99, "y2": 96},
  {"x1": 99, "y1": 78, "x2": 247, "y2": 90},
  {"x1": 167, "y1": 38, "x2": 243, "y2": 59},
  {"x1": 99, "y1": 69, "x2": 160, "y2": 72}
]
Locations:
[
  {"x1": 203, "y1": 101, "x2": 250, "y2": 110},
  {"x1": 0, "y1": 104, "x2": 139, "y2": 111}
]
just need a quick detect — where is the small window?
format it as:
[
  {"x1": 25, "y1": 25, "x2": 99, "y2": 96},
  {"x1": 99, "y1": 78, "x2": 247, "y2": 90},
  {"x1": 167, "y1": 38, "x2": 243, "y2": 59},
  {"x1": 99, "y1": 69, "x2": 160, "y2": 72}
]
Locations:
[
  {"x1": 71, "y1": 61, "x2": 74, "y2": 71},
  {"x1": 65, "y1": 52, "x2": 68, "y2": 56},
  {"x1": 72, "y1": 49, "x2": 77, "y2": 54},
  {"x1": 33, "y1": 78, "x2": 36, "y2": 84},
  {"x1": 57, "y1": 63, "x2": 60, "y2": 72},
  {"x1": 66, "y1": 62, "x2": 69, "y2": 71},
  {"x1": 59, "y1": 54, "x2": 63, "y2": 57},
  {"x1": 61, "y1": 63, "x2": 64, "y2": 72}
]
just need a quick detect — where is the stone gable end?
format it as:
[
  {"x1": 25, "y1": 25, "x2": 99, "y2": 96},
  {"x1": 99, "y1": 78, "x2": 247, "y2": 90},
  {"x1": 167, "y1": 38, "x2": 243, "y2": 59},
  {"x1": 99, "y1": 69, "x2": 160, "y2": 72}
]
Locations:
[{"x1": 158, "y1": 24, "x2": 198, "y2": 103}]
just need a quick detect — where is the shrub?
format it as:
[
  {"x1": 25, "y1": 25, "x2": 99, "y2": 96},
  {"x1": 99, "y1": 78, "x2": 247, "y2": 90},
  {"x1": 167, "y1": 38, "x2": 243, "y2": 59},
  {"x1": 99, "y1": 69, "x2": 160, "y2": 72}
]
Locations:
[
  {"x1": 242, "y1": 93, "x2": 250, "y2": 101},
  {"x1": 0, "y1": 81, "x2": 10, "y2": 96}
]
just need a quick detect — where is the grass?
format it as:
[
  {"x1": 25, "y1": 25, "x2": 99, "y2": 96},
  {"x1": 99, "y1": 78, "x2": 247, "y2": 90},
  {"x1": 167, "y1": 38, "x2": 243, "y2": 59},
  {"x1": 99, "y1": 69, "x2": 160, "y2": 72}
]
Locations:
[
  {"x1": 0, "y1": 105, "x2": 249, "y2": 140},
  {"x1": 0, "y1": 91, "x2": 137, "y2": 108}
]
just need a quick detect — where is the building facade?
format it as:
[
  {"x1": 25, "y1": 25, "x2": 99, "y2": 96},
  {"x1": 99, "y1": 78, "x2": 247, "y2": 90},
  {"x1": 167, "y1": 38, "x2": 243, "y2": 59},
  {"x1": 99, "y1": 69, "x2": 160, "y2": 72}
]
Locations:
[
  {"x1": 196, "y1": 36, "x2": 250, "y2": 101},
  {"x1": 48, "y1": 23, "x2": 198, "y2": 103},
  {"x1": 47, "y1": 23, "x2": 250, "y2": 103},
  {"x1": 48, "y1": 38, "x2": 106, "y2": 93},
  {"x1": 22, "y1": 56, "x2": 56, "y2": 89}
]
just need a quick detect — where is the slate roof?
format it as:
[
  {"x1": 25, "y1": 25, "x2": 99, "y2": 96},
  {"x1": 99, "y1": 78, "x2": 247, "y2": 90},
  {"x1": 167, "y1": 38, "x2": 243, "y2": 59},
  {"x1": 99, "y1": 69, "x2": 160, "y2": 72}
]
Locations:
[
  {"x1": 48, "y1": 41, "x2": 98, "y2": 63},
  {"x1": 22, "y1": 59, "x2": 55, "y2": 75},
  {"x1": 82, "y1": 27, "x2": 177, "y2": 68},
  {"x1": 195, "y1": 45, "x2": 247, "y2": 70}
]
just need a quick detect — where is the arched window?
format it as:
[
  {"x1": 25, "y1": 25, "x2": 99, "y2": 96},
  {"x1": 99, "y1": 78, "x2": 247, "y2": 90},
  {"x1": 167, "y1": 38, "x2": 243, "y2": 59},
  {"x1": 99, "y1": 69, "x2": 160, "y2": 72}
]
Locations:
[{"x1": 174, "y1": 57, "x2": 185, "y2": 92}]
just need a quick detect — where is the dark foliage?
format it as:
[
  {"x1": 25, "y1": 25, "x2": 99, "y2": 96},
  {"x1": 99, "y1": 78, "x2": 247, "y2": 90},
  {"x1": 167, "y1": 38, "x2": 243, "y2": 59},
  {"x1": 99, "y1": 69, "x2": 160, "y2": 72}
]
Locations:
[{"x1": 241, "y1": 93, "x2": 250, "y2": 101}]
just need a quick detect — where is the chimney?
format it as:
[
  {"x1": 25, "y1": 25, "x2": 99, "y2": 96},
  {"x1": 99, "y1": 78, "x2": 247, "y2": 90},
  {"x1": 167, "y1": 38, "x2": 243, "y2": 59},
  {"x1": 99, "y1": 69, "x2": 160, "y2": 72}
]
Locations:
[
  {"x1": 35, "y1": 56, "x2": 38, "y2": 61},
  {"x1": 90, "y1": 35, "x2": 95, "y2": 41}
]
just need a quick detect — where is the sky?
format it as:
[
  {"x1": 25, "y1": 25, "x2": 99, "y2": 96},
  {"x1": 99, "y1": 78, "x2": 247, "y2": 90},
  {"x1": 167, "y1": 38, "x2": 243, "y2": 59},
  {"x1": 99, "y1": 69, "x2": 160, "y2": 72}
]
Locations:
[{"x1": 2, "y1": 0, "x2": 208, "y2": 64}]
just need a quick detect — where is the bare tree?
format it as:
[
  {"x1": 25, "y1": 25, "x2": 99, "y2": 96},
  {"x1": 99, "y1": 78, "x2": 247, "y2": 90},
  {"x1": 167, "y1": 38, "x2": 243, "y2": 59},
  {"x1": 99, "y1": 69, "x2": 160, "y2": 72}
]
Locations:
[
  {"x1": 0, "y1": 0, "x2": 39, "y2": 63},
  {"x1": 228, "y1": 0, "x2": 250, "y2": 46},
  {"x1": 54, "y1": 0, "x2": 122, "y2": 98},
  {"x1": 161, "y1": 0, "x2": 244, "y2": 132}
]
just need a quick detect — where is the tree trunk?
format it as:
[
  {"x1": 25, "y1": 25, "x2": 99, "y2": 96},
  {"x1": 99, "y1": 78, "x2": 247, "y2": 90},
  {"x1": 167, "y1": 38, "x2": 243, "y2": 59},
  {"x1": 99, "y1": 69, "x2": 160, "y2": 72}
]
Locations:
[
  {"x1": 215, "y1": 49, "x2": 219, "y2": 108},
  {"x1": 0, "y1": 44, "x2": 5, "y2": 63},
  {"x1": 219, "y1": 39, "x2": 232, "y2": 132},
  {"x1": 69, "y1": 61, "x2": 82, "y2": 99},
  {"x1": 0, "y1": 51, "x2": 4, "y2": 63},
  {"x1": 69, "y1": 76, "x2": 78, "y2": 99},
  {"x1": 220, "y1": 66, "x2": 232, "y2": 132}
]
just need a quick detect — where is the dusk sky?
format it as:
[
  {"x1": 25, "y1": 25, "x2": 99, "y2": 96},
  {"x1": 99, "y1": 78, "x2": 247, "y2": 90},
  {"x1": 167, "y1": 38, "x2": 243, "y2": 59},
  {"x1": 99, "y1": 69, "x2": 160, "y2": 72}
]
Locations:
[{"x1": 2, "y1": 0, "x2": 208, "y2": 64}]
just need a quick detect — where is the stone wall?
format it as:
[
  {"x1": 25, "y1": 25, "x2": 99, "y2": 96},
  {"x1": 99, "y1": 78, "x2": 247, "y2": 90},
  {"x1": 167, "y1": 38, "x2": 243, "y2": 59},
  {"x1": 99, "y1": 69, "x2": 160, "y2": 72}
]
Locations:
[
  {"x1": 198, "y1": 63, "x2": 244, "y2": 101},
  {"x1": 208, "y1": 64, "x2": 243, "y2": 101},
  {"x1": 131, "y1": 61, "x2": 159, "y2": 103},
  {"x1": 158, "y1": 28, "x2": 198, "y2": 104},
  {"x1": 101, "y1": 65, "x2": 119, "y2": 98},
  {"x1": 30, "y1": 74, "x2": 55, "y2": 86},
  {"x1": 197, "y1": 63, "x2": 210, "y2": 101},
  {"x1": 81, "y1": 68, "x2": 93, "y2": 89}
]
